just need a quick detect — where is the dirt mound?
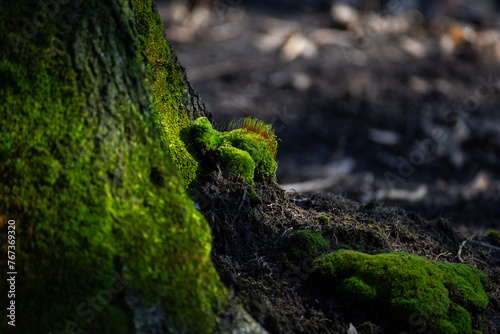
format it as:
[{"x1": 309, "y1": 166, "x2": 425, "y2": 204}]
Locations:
[{"x1": 193, "y1": 174, "x2": 500, "y2": 333}]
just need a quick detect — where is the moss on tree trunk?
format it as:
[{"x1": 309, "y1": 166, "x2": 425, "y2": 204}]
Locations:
[{"x1": 0, "y1": 0, "x2": 224, "y2": 333}]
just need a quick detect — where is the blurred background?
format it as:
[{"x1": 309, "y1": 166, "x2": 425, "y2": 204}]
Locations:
[{"x1": 155, "y1": 0, "x2": 500, "y2": 235}]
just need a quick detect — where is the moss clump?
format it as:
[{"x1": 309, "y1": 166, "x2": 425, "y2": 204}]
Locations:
[
  {"x1": 183, "y1": 117, "x2": 278, "y2": 185},
  {"x1": 189, "y1": 116, "x2": 222, "y2": 154},
  {"x1": 288, "y1": 230, "x2": 329, "y2": 261},
  {"x1": 314, "y1": 250, "x2": 488, "y2": 333},
  {"x1": 317, "y1": 215, "x2": 330, "y2": 225},
  {"x1": 218, "y1": 145, "x2": 256, "y2": 185},
  {"x1": 486, "y1": 230, "x2": 500, "y2": 247},
  {"x1": 224, "y1": 117, "x2": 278, "y2": 160}
]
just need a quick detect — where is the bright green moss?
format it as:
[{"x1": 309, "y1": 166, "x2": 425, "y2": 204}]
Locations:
[
  {"x1": 0, "y1": 1, "x2": 225, "y2": 333},
  {"x1": 188, "y1": 117, "x2": 222, "y2": 155},
  {"x1": 183, "y1": 117, "x2": 278, "y2": 185},
  {"x1": 222, "y1": 129, "x2": 277, "y2": 181},
  {"x1": 134, "y1": 0, "x2": 199, "y2": 187},
  {"x1": 314, "y1": 250, "x2": 488, "y2": 333},
  {"x1": 218, "y1": 145, "x2": 256, "y2": 185},
  {"x1": 288, "y1": 230, "x2": 329, "y2": 260}
]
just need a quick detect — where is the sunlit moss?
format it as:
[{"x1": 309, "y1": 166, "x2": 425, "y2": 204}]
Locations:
[
  {"x1": 314, "y1": 250, "x2": 488, "y2": 333},
  {"x1": 184, "y1": 117, "x2": 278, "y2": 185},
  {"x1": 134, "y1": 0, "x2": 199, "y2": 187},
  {"x1": 218, "y1": 145, "x2": 256, "y2": 185}
]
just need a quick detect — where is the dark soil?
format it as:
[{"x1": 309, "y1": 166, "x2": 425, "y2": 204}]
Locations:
[{"x1": 195, "y1": 172, "x2": 500, "y2": 333}]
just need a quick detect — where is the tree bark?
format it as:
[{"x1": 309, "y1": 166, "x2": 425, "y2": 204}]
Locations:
[{"x1": 0, "y1": 1, "x2": 222, "y2": 333}]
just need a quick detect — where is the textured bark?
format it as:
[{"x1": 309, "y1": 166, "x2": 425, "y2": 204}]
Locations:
[
  {"x1": 171, "y1": 43, "x2": 214, "y2": 123},
  {"x1": 0, "y1": 0, "x2": 222, "y2": 333}
]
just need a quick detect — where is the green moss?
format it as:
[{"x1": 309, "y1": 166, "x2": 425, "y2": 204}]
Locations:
[
  {"x1": 134, "y1": 0, "x2": 199, "y2": 187},
  {"x1": 188, "y1": 117, "x2": 222, "y2": 155},
  {"x1": 183, "y1": 117, "x2": 278, "y2": 186},
  {"x1": 224, "y1": 117, "x2": 278, "y2": 159},
  {"x1": 314, "y1": 250, "x2": 488, "y2": 333},
  {"x1": 248, "y1": 188, "x2": 264, "y2": 205},
  {"x1": 222, "y1": 129, "x2": 277, "y2": 181},
  {"x1": 317, "y1": 215, "x2": 330, "y2": 225},
  {"x1": 0, "y1": 1, "x2": 225, "y2": 333},
  {"x1": 218, "y1": 145, "x2": 256, "y2": 185},
  {"x1": 288, "y1": 230, "x2": 329, "y2": 261},
  {"x1": 486, "y1": 230, "x2": 500, "y2": 247},
  {"x1": 340, "y1": 276, "x2": 377, "y2": 302}
]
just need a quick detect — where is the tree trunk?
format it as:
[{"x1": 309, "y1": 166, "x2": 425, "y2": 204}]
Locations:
[{"x1": 0, "y1": 1, "x2": 225, "y2": 333}]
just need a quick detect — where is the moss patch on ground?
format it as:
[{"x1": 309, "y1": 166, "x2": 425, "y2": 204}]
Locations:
[
  {"x1": 288, "y1": 230, "x2": 329, "y2": 261},
  {"x1": 314, "y1": 250, "x2": 488, "y2": 333},
  {"x1": 182, "y1": 117, "x2": 278, "y2": 186}
]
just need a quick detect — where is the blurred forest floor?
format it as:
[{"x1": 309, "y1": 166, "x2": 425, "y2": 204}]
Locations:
[{"x1": 156, "y1": 0, "x2": 500, "y2": 235}]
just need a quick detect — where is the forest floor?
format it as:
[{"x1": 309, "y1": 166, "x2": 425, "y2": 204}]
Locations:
[
  {"x1": 158, "y1": 0, "x2": 500, "y2": 235},
  {"x1": 196, "y1": 172, "x2": 500, "y2": 333},
  {"x1": 156, "y1": 1, "x2": 500, "y2": 332}
]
